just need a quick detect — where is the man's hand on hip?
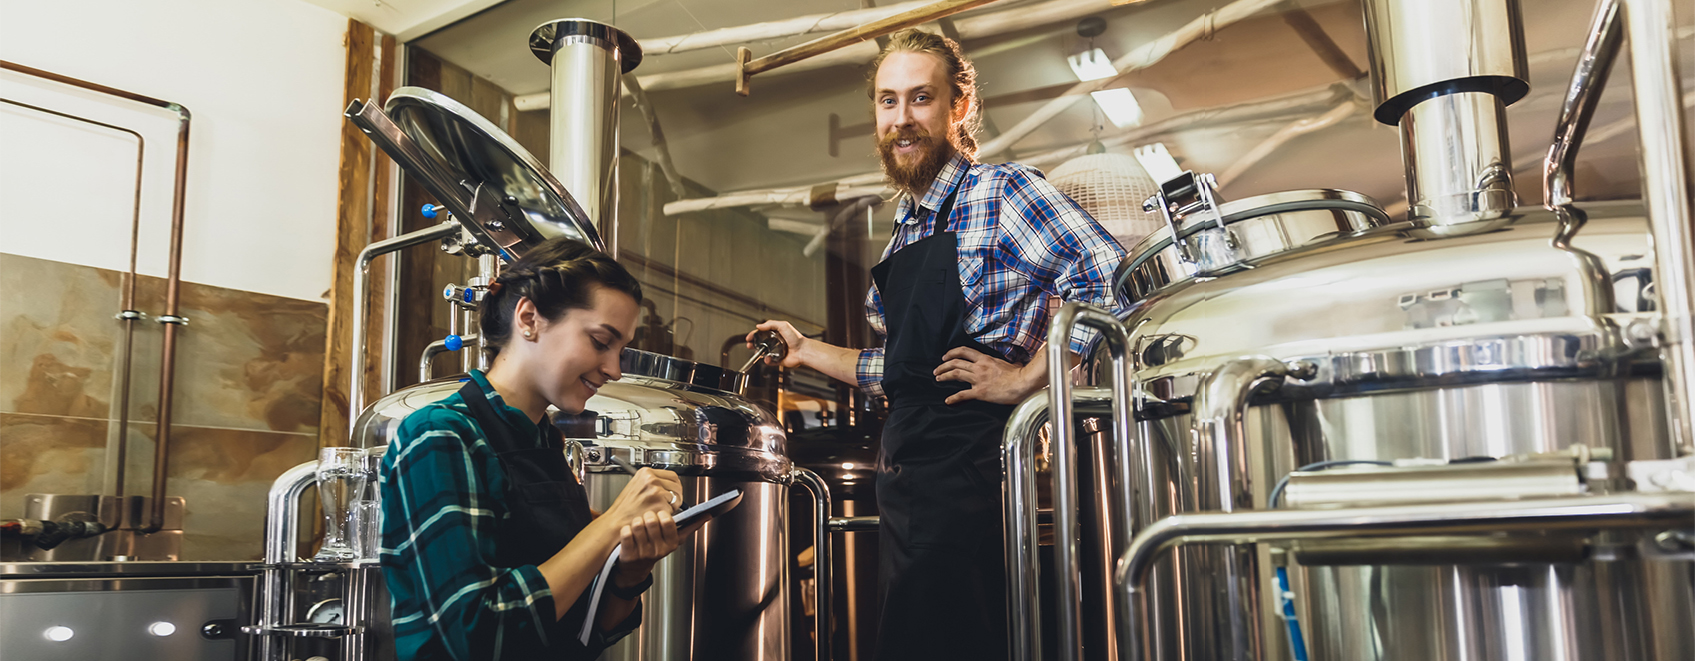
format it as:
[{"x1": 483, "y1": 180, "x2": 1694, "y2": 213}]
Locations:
[{"x1": 934, "y1": 346, "x2": 1045, "y2": 405}]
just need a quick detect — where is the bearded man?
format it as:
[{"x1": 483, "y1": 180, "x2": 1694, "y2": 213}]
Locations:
[{"x1": 752, "y1": 28, "x2": 1126, "y2": 660}]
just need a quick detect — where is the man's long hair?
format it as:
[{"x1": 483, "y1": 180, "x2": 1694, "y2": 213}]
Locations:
[{"x1": 868, "y1": 28, "x2": 983, "y2": 161}]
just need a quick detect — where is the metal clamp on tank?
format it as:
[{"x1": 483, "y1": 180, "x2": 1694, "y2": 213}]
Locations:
[{"x1": 1141, "y1": 170, "x2": 1227, "y2": 266}]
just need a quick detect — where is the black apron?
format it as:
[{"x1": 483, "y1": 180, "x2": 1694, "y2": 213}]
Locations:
[
  {"x1": 870, "y1": 189, "x2": 1015, "y2": 661},
  {"x1": 457, "y1": 380, "x2": 633, "y2": 659}
]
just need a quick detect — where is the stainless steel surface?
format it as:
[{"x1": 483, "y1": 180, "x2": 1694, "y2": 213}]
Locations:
[
  {"x1": 621, "y1": 347, "x2": 744, "y2": 393},
  {"x1": 0, "y1": 573, "x2": 254, "y2": 661},
  {"x1": 1543, "y1": 0, "x2": 1622, "y2": 210},
  {"x1": 1103, "y1": 203, "x2": 1655, "y2": 386},
  {"x1": 350, "y1": 221, "x2": 461, "y2": 432},
  {"x1": 530, "y1": 18, "x2": 638, "y2": 259},
  {"x1": 419, "y1": 333, "x2": 478, "y2": 382},
  {"x1": 1046, "y1": 303, "x2": 1134, "y2": 661},
  {"x1": 1364, "y1": 0, "x2": 1527, "y2": 226},
  {"x1": 1361, "y1": 0, "x2": 1528, "y2": 125},
  {"x1": 1619, "y1": 0, "x2": 1695, "y2": 454},
  {"x1": 791, "y1": 467, "x2": 831, "y2": 661},
  {"x1": 1002, "y1": 387, "x2": 1115, "y2": 661},
  {"x1": 1115, "y1": 493, "x2": 1695, "y2": 661},
  {"x1": 354, "y1": 348, "x2": 791, "y2": 660},
  {"x1": 1398, "y1": 91, "x2": 1517, "y2": 224},
  {"x1": 1117, "y1": 189, "x2": 1390, "y2": 303},
  {"x1": 11, "y1": 494, "x2": 184, "y2": 562},
  {"x1": 1281, "y1": 459, "x2": 1585, "y2": 509},
  {"x1": 1, "y1": 561, "x2": 253, "y2": 577},
  {"x1": 1183, "y1": 356, "x2": 1293, "y2": 661},
  {"x1": 1090, "y1": 194, "x2": 1686, "y2": 660},
  {"x1": 587, "y1": 474, "x2": 790, "y2": 661},
  {"x1": 353, "y1": 88, "x2": 603, "y2": 257},
  {"x1": 259, "y1": 461, "x2": 318, "y2": 661},
  {"x1": 826, "y1": 516, "x2": 879, "y2": 533}
]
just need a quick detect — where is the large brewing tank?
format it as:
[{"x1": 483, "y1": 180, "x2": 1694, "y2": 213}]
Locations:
[
  {"x1": 355, "y1": 353, "x2": 793, "y2": 660},
  {"x1": 341, "y1": 25, "x2": 799, "y2": 657},
  {"x1": 1075, "y1": 0, "x2": 1695, "y2": 659}
]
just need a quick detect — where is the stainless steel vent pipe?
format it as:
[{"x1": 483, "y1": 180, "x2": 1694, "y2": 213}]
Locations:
[
  {"x1": 529, "y1": 19, "x2": 642, "y2": 259},
  {"x1": 1364, "y1": 0, "x2": 1528, "y2": 226}
]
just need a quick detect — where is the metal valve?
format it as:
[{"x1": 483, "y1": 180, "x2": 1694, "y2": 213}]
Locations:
[{"x1": 739, "y1": 330, "x2": 789, "y2": 373}]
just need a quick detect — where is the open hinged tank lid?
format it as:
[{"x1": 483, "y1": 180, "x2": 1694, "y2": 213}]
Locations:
[{"x1": 345, "y1": 86, "x2": 601, "y2": 260}]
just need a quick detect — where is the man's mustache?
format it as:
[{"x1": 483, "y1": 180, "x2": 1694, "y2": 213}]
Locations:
[{"x1": 878, "y1": 128, "x2": 936, "y2": 149}]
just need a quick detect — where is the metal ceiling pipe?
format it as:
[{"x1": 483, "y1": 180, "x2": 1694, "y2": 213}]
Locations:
[
  {"x1": 529, "y1": 19, "x2": 642, "y2": 259},
  {"x1": 1363, "y1": 0, "x2": 1528, "y2": 227}
]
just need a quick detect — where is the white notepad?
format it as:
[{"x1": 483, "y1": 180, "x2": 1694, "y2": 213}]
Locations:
[{"x1": 577, "y1": 489, "x2": 744, "y2": 645}]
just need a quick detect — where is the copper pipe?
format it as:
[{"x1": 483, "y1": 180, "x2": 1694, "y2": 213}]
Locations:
[
  {"x1": 2, "y1": 60, "x2": 193, "y2": 534},
  {"x1": 0, "y1": 97, "x2": 145, "y2": 503}
]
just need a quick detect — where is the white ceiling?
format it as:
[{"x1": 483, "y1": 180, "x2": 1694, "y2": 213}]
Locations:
[{"x1": 387, "y1": 0, "x2": 1691, "y2": 209}]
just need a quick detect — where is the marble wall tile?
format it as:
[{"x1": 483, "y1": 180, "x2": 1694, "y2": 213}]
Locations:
[
  {"x1": 0, "y1": 413, "x2": 108, "y2": 519},
  {"x1": 2, "y1": 253, "x2": 329, "y2": 560},
  {"x1": 121, "y1": 423, "x2": 319, "y2": 561},
  {"x1": 0, "y1": 254, "x2": 120, "y2": 419}
]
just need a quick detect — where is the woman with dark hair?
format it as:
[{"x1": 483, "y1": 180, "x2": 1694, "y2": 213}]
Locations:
[{"x1": 380, "y1": 237, "x2": 683, "y2": 661}]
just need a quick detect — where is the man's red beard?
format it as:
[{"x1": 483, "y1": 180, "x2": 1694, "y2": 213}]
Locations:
[{"x1": 877, "y1": 127, "x2": 954, "y2": 195}]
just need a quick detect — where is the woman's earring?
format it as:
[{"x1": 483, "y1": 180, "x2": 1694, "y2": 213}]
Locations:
[{"x1": 523, "y1": 330, "x2": 534, "y2": 339}]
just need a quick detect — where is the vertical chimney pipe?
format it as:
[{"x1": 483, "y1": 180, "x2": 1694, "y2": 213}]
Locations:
[
  {"x1": 1363, "y1": 0, "x2": 1529, "y2": 227},
  {"x1": 529, "y1": 19, "x2": 642, "y2": 259}
]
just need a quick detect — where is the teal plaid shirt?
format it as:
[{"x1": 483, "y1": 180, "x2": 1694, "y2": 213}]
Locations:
[{"x1": 379, "y1": 370, "x2": 634, "y2": 661}]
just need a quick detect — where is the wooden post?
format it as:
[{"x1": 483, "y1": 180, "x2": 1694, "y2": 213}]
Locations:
[{"x1": 320, "y1": 20, "x2": 395, "y2": 449}]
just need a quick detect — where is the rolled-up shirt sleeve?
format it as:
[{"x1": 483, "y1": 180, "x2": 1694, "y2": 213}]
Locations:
[
  {"x1": 381, "y1": 413, "x2": 557, "y2": 660},
  {"x1": 857, "y1": 280, "x2": 889, "y2": 400},
  {"x1": 995, "y1": 165, "x2": 1127, "y2": 357}
]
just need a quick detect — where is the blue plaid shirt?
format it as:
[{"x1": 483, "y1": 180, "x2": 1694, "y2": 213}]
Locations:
[
  {"x1": 379, "y1": 370, "x2": 636, "y2": 661},
  {"x1": 855, "y1": 152, "x2": 1126, "y2": 400}
]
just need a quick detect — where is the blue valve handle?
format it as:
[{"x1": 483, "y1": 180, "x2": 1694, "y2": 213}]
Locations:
[
  {"x1": 444, "y1": 335, "x2": 463, "y2": 352},
  {"x1": 421, "y1": 204, "x2": 442, "y2": 219}
]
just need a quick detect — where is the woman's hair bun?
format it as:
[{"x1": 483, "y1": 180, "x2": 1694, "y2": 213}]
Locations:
[{"x1": 478, "y1": 237, "x2": 642, "y2": 357}]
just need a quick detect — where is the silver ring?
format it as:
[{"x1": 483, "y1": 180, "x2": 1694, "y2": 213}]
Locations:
[{"x1": 667, "y1": 490, "x2": 678, "y2": 506}]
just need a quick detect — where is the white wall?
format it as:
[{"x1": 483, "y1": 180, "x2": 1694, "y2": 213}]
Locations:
[{"x1": 0, "y1": 0, "x2": 347, "y2": 302}]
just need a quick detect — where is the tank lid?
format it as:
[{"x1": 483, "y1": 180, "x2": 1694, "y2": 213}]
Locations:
[
  {"x1": 383, "y1": 87, "x2": 603, "y2": 257},
  {"x1": 1118, "y1": 188, "x2": 1390, "y2": 302}
]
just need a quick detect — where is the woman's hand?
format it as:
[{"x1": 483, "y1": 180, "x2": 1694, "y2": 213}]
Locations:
[
  {"x1": 599, "y1": 467, "x2": 686, "y2": 590},
  {"x1": 614, "y1": 510, "x2": 680, "y2": 587},
  {"x1": 602, "y1": 467, "x2": 683, "y2": 524}
]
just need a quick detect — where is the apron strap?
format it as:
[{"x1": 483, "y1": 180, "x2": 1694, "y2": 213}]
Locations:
[
  {"x1": 456, "y1": 379, "x2": 526, "y2": 454},
  {"x1": 894, "y1": 186, "x2": 962, "y2": 238}
]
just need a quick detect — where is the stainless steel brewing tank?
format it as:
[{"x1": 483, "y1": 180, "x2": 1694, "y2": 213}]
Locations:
[
  {"x1": 1091, "y1": 199, "x2": 1693, "y2": 661},
  {"x1": 354, "y1": 349, "x2": 792, "y2": 661}
]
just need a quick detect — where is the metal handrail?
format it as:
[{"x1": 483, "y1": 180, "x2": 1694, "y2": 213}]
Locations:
[
  {"x1": 1544, "y1": 0, "x2": 1622, "y2": 209},
  {"x1": 1616, "y1": 0, "x2": 1695, "y2": 453},
  {"x1": 1114, "y1": 493, "x2": 1695, "y2": 661},
  {"x1": 790, "y1": 467, "x2": 832, "y2": 661},
  {"x1": 1001, "y1": 387, "x2": 1115, "y2": 661},
  {"x1": 1044, "y1": 302, "x2": 1134, "y2": 661}
]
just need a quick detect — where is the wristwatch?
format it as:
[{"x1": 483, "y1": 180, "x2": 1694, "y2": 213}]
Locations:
[{"x1": 606, "y1": 572, "x2": 653, "y2": 601}]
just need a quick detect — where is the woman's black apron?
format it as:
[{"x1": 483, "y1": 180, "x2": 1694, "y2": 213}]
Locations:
[
  {"x1": 457, "y1": 380, "x2": 633, "y2": 659},
  {"x1": 869, "y1": 189, "x2": 1015, "y2": 661}
]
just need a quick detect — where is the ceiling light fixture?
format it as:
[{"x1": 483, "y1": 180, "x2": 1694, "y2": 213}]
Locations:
[
  {"x1": 1066, "y1": 48, "x2": 1117, "y2": 82},
  {"x1": 1133, "y1": 143, "x2": 1184, "y2": 184},
  {"x1": 1067, "y1": 44, "x2": 1144, "y2": 129},
  {"x1": 1090, "y1": 88, "x2": 1144, "y2": 128}
]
